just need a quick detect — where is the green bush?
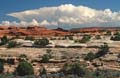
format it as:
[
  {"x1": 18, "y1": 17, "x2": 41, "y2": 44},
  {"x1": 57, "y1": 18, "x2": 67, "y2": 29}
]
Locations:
[
  {"x1": 68, "y1": 36, "x2": 73, "y2": 40},
  {"x1": 18, "y1": 54, "x2": 28, "y2": 62},
  {"x1": 6, "y1": 58, "x2": 15, "y2": 65},
  {"x1": 41, "y1": 50, "x2": 53, "y2": 63},
  {"x1": 79, "y1": 35, "x2": 91, "y2": 43},
  {"x1": 65, "y1": 35, "x2": 73, "y2": 40},
  {"x1": 61, "y1": 62, "x2": 86, "y2": 77},
  {"x1": 111, "y1": 32, "x2": 120, "y2": 41},
  {"x1": 0, "y1": 58, "x2": 6, "y2": 63},
  {"x1": 41, "y1": 54, "x2": 50, "y2": 63},
  {"x1": 46, "y1": 49, "x2": 52, "y2": 59},
  {"x1": 19, "y1": 54, "x2": 27, "y2": 58},
  {"x1": 25, "y1": 36, "x2": 34, "y2": 41},
  {"x1": 74, "y1": 39, "x2": 80, "y2": 43},
  {"x1": 34, "y1": 38, "x2": 49, "y2": 46},
  {"x1": 95, "y1": 43, "x2": 109, "y2": 58},
  {"x1": 105, "y1": 31, "x2": 112, "y2": 35},
  {"x1": 95, "y1": 35, "x2": 101, "y2": 39},
  {"x1": 0, "y1": 35, "x2": 9, "y2": 45},
  {"x1": 0, "y1": 62, "x2": 4, "y2": 73},
  {"x1": 40, "y1": 67, "x2": 47, "y2": 75},
  {"x1": 16, "y1": 61, "x2": 34, "y2": 76},
  {"x1": 84, "y1": 52, "x2": 95, "y2": 61},
  {"x1": 92, "y1": 69, "x2": 120, "y2": 78},
  {"x1": 7, "y1": 41, "x2": 17, "y2": 48},
  {"x1": 117, "y1": 53, "x2": 120, "y2": 58}
]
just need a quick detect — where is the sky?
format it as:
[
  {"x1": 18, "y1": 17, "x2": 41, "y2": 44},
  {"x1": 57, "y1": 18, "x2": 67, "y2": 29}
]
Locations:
[{"x1": 0, "y1": 0, "x2": 120, "y2": 29}]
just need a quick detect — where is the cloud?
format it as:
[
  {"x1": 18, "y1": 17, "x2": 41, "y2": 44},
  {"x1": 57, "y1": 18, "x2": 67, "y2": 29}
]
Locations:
[
  {"x1": 0, "y1": 19, "x2": 57, "y2": 26},
  {"x1": 2, "y1": 4, "x2": 120, "y2": 28}
]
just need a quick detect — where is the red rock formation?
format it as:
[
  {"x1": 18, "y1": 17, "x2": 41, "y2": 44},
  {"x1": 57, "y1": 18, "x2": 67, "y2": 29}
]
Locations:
[
  {"x1": 54, "y1": 27, "x2": 68, "y2": 32},
  {"x1": 0, "y1": 26, "x2": 119, "y2": 37},
  {"x1": 0, "y1": 26, "x2": 71, "y2": 37}
]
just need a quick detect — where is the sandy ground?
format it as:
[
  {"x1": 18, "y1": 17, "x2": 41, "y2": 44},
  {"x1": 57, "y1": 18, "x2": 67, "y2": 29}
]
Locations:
[
  {"x1": 0, "y1": 47, "x2": 119, "y2": 59},
  {"x1": 0, "y1": 47, "x2": 98, "y2": 58}
]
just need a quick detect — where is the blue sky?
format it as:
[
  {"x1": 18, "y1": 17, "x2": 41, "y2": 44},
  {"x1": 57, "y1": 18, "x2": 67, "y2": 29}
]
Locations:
[
  {"x1": 0, "y1": 0, "x2": 120, "y2": 28},
  {"x1": 1, "y1": 0, "x2": 120, "y2": 21}
]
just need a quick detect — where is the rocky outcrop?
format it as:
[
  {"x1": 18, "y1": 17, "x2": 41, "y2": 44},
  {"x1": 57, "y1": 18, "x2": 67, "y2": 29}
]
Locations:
[
  {"x1": 70, "y1": 27, "x2": 120, "y2": 33},
  {"x1": 0, "y1": 26, "x2": 71, "y2": 37},
  {"x1": 54, "y1": 27, "x2": 68, "y2": 32}
]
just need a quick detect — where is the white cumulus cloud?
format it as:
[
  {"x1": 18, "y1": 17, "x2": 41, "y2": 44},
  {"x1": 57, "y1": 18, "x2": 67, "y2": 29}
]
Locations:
[{"x1": 1, "y1": 4, "x2": 120, "y2": 28}]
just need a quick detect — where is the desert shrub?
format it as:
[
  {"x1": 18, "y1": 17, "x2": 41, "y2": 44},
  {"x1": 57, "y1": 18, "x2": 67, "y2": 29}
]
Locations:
[
  {"x1": 79, "y1": 35, "x2": 91, "y2": 43},
  {"x1": 0, "y1": 74, "x2": 14, "y2": 78},
  {"x1": 111, "y1": 32, "x2": 120, "y2": 41},
  {"x1": 41, "y1": 49, "x2": 53, "y2": 63},
  {"x1": 65, "y1": 35, "x2": 73, "y2": 40},
  {"x1": 0, "y1": 35, "x2": 9, "y2": 45},
  {"x1": 0, "y1": 58, "x2": 6, "y2": 63},
  {"x1": 18, "y1": 54, "x2": 28, "y2": 62},
  {"x1": 74, "y1": 39, "x2": 80, "y2": 43},
  {"x1": 61, "y1": 62, "x2": 86, "y2": 77},
  {"x1": 41, "y1": 54, "x2": 50, "y2": 63},
  {"x1": 0, "y1": 62, "x2": 4, "y2": 73},
  {"x1": 39, "y1": 67, "x2": 47, "y2": 76},
  {"x1": 84, "y1": 52, "x2": 95, "y2": 61},
  {"x1": 92, "y1": 69, "x2": 120, "y2": 78},
  {"x1": 7, "y1": 41, "x2": 18, "y2": 48},
  {"x1": 6, "y1": 58, "x2": 15, "y2": 65},
  {"x1": 117, "y1": 53, "x2": 120, "y2": 58},
  {"x1": 105, "y1": 31, "x2": 112, "y2": 35},
  {"x1": 15, "y1": 61, "x2": 34, "y2": 76},
  {"x1": 95, "y1": 43, "x2": 109, "y2": 58},
  {"x1": 34, "y1": 38, "x2": 49, "y2": 46},
  {"x1": 25, "y1": 36, "x2": 34, "y2": 41},
  {"x1": 46, "y1": 49, "x2": 52, "y2": 59},
  {"x1": 19, "y1": 54, "x2": 27, "y2": 59},
  {"x1": 95, "y1": 35, "x2": 101, "y2": 39}
]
